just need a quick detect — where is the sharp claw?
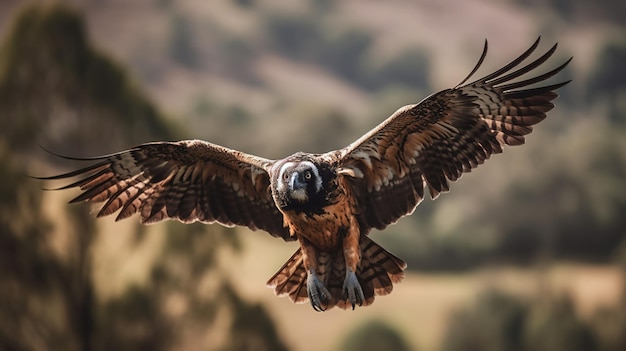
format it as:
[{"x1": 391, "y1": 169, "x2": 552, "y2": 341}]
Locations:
[
  {"x1": 343, "y1": 270, "x2": 364, "y2": 310},
  {"x1": 307, "y1": 271, "x2": 330, "y2": 312}
]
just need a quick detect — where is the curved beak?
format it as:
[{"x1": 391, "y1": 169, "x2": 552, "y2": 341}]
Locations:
[
  {"x1": 288, "y1": 172, "x2": 309, "y2": 202},
  {"x1": 289, "y1": 172, "x2": 306, "y2": 191}
]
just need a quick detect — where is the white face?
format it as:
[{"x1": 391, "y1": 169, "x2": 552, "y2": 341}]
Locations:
[{"x1": 275, "y1": 161, "x2": 322, "y2": 203}]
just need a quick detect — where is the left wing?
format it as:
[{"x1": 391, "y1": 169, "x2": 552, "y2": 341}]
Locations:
[
  {"x1": 38, "y1": 140, "x2": 293, "y2": 240},
  {"x1": 334, "y1": 37, "x2": 571, "y2": 233}
]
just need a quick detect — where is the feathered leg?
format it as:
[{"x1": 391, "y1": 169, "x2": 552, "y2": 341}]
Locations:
[
  {"x1": 342, "y1": 216, "x2": 364, "y2": 309},
  {"x1": 298, "y1": 235, "x2": 331, "y2": 311}
]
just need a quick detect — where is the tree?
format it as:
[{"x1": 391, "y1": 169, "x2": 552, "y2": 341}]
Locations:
[{"x1": 0, "y1": 4, "x2": 287, "y2": 350}]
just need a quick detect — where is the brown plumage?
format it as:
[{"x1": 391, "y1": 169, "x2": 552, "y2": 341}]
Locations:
[{"x1": 37, "y1": 38, "x2": 570, "y2": 311}]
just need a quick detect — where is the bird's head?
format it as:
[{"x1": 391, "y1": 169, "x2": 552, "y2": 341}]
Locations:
[{"x1": 271, "y1": 154, "x2": 331, "y2": 212}]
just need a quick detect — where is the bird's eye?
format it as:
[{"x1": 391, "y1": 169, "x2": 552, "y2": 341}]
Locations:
[
  {"x1": 283, "y1": 172, "x2": 290, "y2": 180},
  {"x1": 304, "y1": 171, "x2": 312, "y2": 180}
]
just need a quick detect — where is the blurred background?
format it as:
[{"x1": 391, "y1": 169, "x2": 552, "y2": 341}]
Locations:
[{"x1": 1, "y1": 0, "x2": 625, "y2": 350}]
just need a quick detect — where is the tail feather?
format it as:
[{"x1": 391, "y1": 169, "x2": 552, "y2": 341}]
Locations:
[
  {"x1": 267, "y1": 249, "x2": 308, "y2": 303},
  {"x1": 359, "y1": 236, "x2": 406, "y2": 295},
  {"x1": 267, "y1": 236, "x2": 406, "y2": 310}
]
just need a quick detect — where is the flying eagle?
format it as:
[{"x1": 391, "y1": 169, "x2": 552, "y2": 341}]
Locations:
[{"x1": 39, "y1": 38, "x2": 570, "y2": 311}]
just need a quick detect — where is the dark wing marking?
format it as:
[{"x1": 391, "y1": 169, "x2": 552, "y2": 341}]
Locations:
[
  {"x1": 38, "y1": 140, "x2": 292, "y2": 241},
  {"x1": 334, "y1": 37, "x2": 571, "y2": 232}
]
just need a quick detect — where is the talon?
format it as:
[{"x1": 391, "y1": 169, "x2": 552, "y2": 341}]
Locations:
[
  {"x1": 307, "y1": 270, "x2": 330, "y2": 312},
  {"x1": 343, "y1": 270, "x2": 365, "y2": 310}
]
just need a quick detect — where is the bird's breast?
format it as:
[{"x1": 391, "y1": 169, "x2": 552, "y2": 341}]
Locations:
[{"x1": 283, "y1": 199, "x2": 355, "y2": 252}]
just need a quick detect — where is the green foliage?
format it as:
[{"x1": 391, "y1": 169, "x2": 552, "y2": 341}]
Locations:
[
  {"x1": 95, "y1": 223, "x2": 284, "y2": 351},
  {"x1": 0, "y1": 144, "x2": 98, "y2": 351},
  {"x1": 443, "y1": 290, "x2": 528, "y2": 351},
  {"x1": 269, "y1": 103, "x2": 356, "y2": 154},
  {"x1": 234, "y1": 0, "x2": 255, "y2": 9},
  {"x1": 0, "y1": 3, "x2": 181, "y2": 153},
  {"x1": 588, "y1": 245, "x2": 626, "y2": 351},
  {"x1": 526, "y1": 298, "x2": 597, "y2": 351},
  {"x1": 589, "y1": 307, "x2": 626, "y2": 351},
  {"x1": 519, "y1": 0, "x2": 626, "y2": 24},
  {"x1": 0, "y1": 147, "x2": 59, "y2": 351},
  {"x1": 264, "y1": 13, "x2": 431, "y2": 92},
  {"x1": 265, "y1": 14, "x2": 324, "y2": 61},
  {"x1": 224, "y1": 283, "x2": 289, "y2": 351},
  {"x1": 97, "y1": 286, "x2": 173, "y2": 351},
  {"x1": 587, "y1": 38, "x2": 626, "y2": 124},
  {"x1": 498, "y1": 124, "x2": 626, "y2": 261},
  {"x1": 319, "y1": 29, "x2": 374, "y2": 84},
  {"x1": 338, "y1": 320, "x2": 412, "y2": 351},
  {"x1": 155, "y1": 0, "x2": 173, "y2": 10},
  {"x1": 169, "y1": 13, "x2": 198, "y2": 68},
  {"x1": 363, "y1": 48, "x2": 431, "y2": 91},
  {"x1": 442, "y1": 287, "x2": 626, "y2": 351},
  {"x1": 0, "y1": 3, "x2": 288, "y2": 350}
]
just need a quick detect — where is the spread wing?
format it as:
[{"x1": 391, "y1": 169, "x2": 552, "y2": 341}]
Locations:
[
  {"x1": 335, "y1": 37, "x2": 571, "y2": 232},
  {"x1": 39, "y1": 140, "x2": 292, "y2": 240}
]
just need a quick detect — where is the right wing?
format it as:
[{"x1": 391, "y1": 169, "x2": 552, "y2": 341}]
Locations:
[{"x1": 38, "y1": 140, "x2": 293, "y2": 241}]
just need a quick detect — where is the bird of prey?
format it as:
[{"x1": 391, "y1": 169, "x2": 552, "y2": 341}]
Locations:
[{"x1": 38, "y1": 38, "x2": 570, "y2": 311}]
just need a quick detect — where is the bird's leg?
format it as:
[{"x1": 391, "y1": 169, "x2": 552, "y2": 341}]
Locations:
[
  {"x1": 298, "y1": 236, "x2": 330, "y2": 311},
  {"x1": 342, "y1": 220, "x2": 364, "y2": 310}
]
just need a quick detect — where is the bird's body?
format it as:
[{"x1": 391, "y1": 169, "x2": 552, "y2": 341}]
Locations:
[
  {"x1": 266, "y1": 153, "x2": 406, "y2": 310},
  {"x1": 38, "y1": 38, "x2": 571, "y2": 311}
]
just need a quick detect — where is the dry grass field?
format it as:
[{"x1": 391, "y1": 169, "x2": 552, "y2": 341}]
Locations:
[
  {"x1": 41, "y1": 189, "x2": 623, "y2": 351},
  {"x1": 84, "y1": 218, "x2": 625, "y2": 351}
]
